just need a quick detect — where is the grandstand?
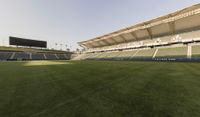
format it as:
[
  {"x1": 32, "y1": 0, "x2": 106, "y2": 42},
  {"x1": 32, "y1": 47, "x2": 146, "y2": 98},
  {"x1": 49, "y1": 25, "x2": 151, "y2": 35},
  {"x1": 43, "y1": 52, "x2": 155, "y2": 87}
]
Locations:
[
  {"x1": 192, "y1": 45, "x2": 200, "y2": 58},
  {"x1": 13, "y1": 52, "x2": 30, "y2": 60},
  {"x1": 0, "y1": 52, "x2": 12, "y2": 60},
  {"x1": 0, "y1": 46, "x2": 72, "y2": 61},
  {"x1": 75, "y1": 4, "x2": 200, "y2": 61},
  {"x1": 155, "y1": 46, "x2": 187, "y2": 59},
  {"x1": 32, "y1": 53, "x2": 45, "y2": 60},
  {"x1": 0, "y1": 36, "x2": 72, "y2": 61}
]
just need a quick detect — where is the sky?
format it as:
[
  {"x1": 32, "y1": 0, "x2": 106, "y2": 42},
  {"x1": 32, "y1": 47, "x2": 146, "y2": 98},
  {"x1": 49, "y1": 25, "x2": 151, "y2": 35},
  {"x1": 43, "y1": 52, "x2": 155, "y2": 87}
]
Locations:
[{"x1": 0, "y1": 0, "x2": 199, "y2": 50}]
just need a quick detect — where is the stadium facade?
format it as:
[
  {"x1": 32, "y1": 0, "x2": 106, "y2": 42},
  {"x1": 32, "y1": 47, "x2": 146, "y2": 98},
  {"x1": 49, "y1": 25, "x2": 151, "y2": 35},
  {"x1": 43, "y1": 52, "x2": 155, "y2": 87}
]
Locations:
[{"x1": 75, "y1": 3, "x2": 200, "y2": 61}]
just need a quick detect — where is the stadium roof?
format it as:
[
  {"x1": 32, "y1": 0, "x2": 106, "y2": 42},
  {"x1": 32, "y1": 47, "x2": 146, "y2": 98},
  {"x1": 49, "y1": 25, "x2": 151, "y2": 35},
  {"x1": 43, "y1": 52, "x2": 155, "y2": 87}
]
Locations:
[{"x1": 79, "y1": 3, "x2": 200, "y2": 49}]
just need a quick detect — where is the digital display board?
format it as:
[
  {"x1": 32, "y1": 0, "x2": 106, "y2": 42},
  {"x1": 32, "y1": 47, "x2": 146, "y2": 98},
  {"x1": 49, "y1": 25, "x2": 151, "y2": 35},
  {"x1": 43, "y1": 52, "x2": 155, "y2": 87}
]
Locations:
[{"x1": 9, "y1": 36, "x2": 47, "y2": 48}]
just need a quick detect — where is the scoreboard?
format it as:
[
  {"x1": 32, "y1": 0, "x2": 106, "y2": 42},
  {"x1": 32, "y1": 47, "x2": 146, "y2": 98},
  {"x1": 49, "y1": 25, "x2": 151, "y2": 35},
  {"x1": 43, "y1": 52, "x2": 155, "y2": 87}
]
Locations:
[{"x1": 9, "y1": 36, "x2": 47, "y2": 48}]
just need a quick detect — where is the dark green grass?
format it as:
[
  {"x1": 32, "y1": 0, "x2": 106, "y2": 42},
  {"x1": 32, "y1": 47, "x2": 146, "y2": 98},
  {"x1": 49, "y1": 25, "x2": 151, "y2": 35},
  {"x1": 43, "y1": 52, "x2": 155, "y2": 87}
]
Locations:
[{"x1": 0, "y1": 60, "x2": 200, "y2": 117}]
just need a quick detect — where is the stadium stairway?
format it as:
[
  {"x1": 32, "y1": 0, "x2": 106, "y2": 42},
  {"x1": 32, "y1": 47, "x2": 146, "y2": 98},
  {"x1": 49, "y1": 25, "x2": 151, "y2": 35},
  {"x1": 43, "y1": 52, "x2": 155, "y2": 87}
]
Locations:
[{"x1": 10, "y1": 52, "x2": 15, "y2": 60}]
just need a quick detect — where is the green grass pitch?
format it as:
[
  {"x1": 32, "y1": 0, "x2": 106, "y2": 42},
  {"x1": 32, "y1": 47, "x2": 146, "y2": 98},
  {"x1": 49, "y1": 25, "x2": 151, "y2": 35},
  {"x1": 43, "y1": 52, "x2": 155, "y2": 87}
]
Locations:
[{"x1": 0, "y1": 60, "x2": 200, "y2": 117}]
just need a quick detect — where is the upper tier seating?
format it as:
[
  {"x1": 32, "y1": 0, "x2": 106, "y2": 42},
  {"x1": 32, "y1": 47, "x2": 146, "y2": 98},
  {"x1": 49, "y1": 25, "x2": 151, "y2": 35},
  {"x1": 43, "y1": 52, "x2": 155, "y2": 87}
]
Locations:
[
  {"x1": 159, "y1": 36, "x2": 172, "y2": 44},
  {"x1": 179, "y1": 30, "x2": 200, "y2": 42}
]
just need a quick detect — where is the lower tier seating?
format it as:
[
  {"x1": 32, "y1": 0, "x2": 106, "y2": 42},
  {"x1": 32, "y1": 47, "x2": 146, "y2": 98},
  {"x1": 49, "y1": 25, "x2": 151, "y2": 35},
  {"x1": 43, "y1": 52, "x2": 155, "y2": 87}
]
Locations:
[
  {"x1": 118, "y1": 50, "x2": 138, "y2": 58},
  {"x1": 32, "y1": 53, "x2": 45, "y2": 60},
  {"x1": 13, "y1": 52, "x2": 30, "y2": 60},
  {"x1": 155, "y1": 46, "x2": 187, "y2": 58},
  {"x1": 133, "y1": 49, "x2": 156, "y2": 58},
  {"x1": 192, "y1": 45, "x2": 200, "y2": 58},
  {"x1": 77, "y1": 54, "x2": 91, "y2": 60},
  {"x1": 45, "y1": 53, "x2": 58, "y2": 60},
  {"x1": 85, "y1": 49, "x2": 156, "y2": 60},
  {"x1": 76, "y1": 46, "x2": 192, "y2": 60},
  {"x1": 0, "y1": 51, "x2": 71, "y2": 61},
  {"x1": 57, "y1": 54, "x2": 67, "y2": 60},
  {"x1": 87, "y1": 53, "x2": 104, "y2": 59},
  {"x1": 105, "y1": 52, "x2": 120, "y2": 58},
  {"x1": 0, "y1": 52, "x2": 13, "y2": 60}
]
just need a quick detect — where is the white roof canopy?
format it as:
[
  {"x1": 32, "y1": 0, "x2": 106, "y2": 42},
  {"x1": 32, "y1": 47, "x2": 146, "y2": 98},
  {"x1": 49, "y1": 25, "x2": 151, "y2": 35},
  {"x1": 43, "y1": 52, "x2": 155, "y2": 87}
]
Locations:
[{"x1": 79, "y1": 3, "x2": 200, "y2": 49}]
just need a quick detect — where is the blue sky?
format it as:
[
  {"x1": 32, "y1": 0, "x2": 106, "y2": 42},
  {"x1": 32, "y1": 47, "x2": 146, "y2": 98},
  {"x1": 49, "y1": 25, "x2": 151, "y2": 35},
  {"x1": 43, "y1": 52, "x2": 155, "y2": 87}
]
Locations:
[{"x1": 0, "y1": 0, "x2": 199, "y2": 50}]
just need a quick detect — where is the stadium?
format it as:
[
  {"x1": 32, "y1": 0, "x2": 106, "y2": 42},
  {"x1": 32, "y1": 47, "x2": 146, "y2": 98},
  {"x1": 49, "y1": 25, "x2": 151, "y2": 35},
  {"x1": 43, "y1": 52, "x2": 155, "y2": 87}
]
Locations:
[
  {"x1": 1, "y1": 2, "x2": 200, "y2": 117},
  {"x1": 75, "y1": 4, "x2": 200, "y2": 61}
]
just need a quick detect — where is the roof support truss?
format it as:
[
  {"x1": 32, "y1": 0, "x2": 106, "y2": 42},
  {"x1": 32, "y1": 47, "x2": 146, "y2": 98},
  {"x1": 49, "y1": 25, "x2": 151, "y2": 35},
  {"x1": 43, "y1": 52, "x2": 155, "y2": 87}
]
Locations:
[
  {"x1": 146, "y1": 28, "x2": 153, "y2": 39},
  {"x1": 130, "y1": 32, "x2": 138, "y2": 41},
  {"x1": 102, "y1": 39, "x2": 112, "y2": 46},
  {"x1": 79, "y1": 6, "x2": 200, "y2": 47},
  {"x1": 80, "y1": 44, "x2": 87, "y2": 49},
  {"x1": 119, "y1": 35, "x2": 128, "y2": 42},
  {"x1": 110, "y1": 37, "x2": 119, "y2": 44},
  {"x1": 98, "y1": 41, "x2": 107, "y2": 47},
  {"x1": 144, "y1": 23, "x2": 153, "y2": 39},
  {"x1": 168, "y1": 21, "x2": 175, "y2": 35},
  {"x1": 87, "y1": 43, "x2": 96, "y2": 48}
]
